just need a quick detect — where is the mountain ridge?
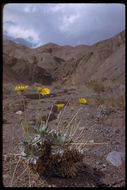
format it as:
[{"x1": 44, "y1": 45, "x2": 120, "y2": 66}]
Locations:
[{"x1": 3, "y1": 30, "x2": 125, "y2": 87}]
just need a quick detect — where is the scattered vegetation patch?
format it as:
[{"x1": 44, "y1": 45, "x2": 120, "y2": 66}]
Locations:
[
  {"x1": 96, "y1": 104, "x2": 116, "y2": 121},
  {"x1": 106, "y1": 95, "x2": 125, "y2": 111},
  {"x1": 4, "y1": 83, "x2": 124, "y2": 186},
  {"x1": 95, "y1": 96, "x2": 105, "y2": 106},
  {"x1": 11, "y1": 85, "x2": 85, "y2": 180},
  {"x1": 21, "y1": 123, "x2": 83, "y2": 178},
  {"x1": 86, "y1": 80, "x2": 105, "y2": 94},
  {"x1": 3, "y1": 84, "x2": 15, "y2": 96}
]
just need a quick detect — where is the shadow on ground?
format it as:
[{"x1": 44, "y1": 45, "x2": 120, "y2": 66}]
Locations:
[{"x1": 40, "y1": 163, "x2": 108, "y2": 187}]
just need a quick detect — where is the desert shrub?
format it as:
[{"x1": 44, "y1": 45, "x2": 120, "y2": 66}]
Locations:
[
  {"x1": 95, "y1": 96, "x2": 105, "y2": 106},
  {"x1": 3, "y1": 84, "x2": 14, "y2": 96},
  {"x1": 86, "y1": 80, "x2": 105, "y2": 94},
  {"x1": 14, "y1": 85, "x2": 84, "y2": 178},
  {"x1": 104, "y1": 106, "x2": 116, "y2": 115},
  {"x1": 96, "y1": 104, "x2": 117, "y2": 121},
  {"x1": 21, "y1": 121, "x2": 83, "y2": 178},
  {"x1": 116, "y1": 95, "x2": 125, "y2": 111},
  {"x1": 106, "y1": 95, "x2": 125, "y2": 111}
]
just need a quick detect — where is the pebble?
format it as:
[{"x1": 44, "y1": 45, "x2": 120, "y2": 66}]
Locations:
[
  {"x1": 96, "y1": 161, "x2": 102, "y2": 165},
  {"x1": 79, "y1": 127, "x2": 85, "y2": 131},
  {"x1": 29, "y1": 120, "x2": 35, "y2": 125},
  {"x1": 70, "y1": 107, "x2": 74, "y2": 111},
  {"x1": 15, "y1": 110, "x2": 23, "y2": 115},
  {"x1": 89, "y1": 139, "x2": 94, "y2": 143},
  {"x1": 48, "y1": 185, "x2": 56, "y2": 187},
  {"x1": 3, "y1": 174, "x2": 9, "y2": 179},
  {"x1": 96, "y1": 161, "x2": 107, "y2": 171},
  {"x1": 106, "y1": 151, "x2": 125, "y2": 167},
  {"x1": 102, "y1": 164, "x2": 106, "y2": 167}
]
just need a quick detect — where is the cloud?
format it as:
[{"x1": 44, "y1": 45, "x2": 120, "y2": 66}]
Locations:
[
  {"x1": 23, "y1": 4, "x2": 37, "y2": 13},
  {"x1": 6, "y1": 25, "x2": 39, "y2": 42},
  {"x1": 59, "y1": 13, "x2": 80, "y2": 33},
  {"x1": 3, "y1": 3, "x2": 125, "y2": 47}
]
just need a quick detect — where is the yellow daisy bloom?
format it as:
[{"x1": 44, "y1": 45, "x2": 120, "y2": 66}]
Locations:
[
  {"x1": 79, "y1": 98, "x2": 88, "y2": 104},
  {"x1": 39, "y1": 88, "x2": 51, "y2": 96},
  {"x1": 55, "y1": 103, "x2": 65, "y2": 108},
  {"x1": 15, "y1": 85, "x2": 29, "y2": 92}
]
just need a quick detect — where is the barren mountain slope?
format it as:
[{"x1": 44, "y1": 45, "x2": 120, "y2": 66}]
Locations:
[
  {"x1": 90, "y1": 43, "x2": 125, "y2": 83},
  {"x1": 3, "y1": 65, "x2": 22, "y2": 84},
  {"x1": 35, "y1": 42, "x2": 90, "y2": 61},
  {"x1": 3, "y1": 31, "x2": 125, "y2": 86},
  {"x1": 64, "y1": 31, "x2": 125, "y2": 86}
]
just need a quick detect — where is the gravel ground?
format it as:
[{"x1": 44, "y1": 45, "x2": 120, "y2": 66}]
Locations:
[{"x1": 3, "y1": 87, "x2": 125, "y2": 187}]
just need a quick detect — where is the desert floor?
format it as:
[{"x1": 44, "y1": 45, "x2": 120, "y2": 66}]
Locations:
[{"x1": 3, "y1": 84, "x2": 125, "y2": 187}]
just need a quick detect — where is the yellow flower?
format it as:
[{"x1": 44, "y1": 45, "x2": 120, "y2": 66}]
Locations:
[
  {"x1": 55, "y1": 103, "x2": 65, "y2": 108},
  {"x1": 79, "y1": 98, "x2": 88, "y2": 104},
  {"x1": 15, "y1": 85, "x2": 29, "y2": 92},
  {"x1": 39, "y1": 88, "x2": 51, "y2": 96}
]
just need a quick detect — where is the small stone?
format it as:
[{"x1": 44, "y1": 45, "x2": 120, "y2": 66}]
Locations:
[
  {"x1": 79, "y1": 149, "x2": 84, "y2": 154},
  {"x1": 96, "y1": 161, "x2": 102, "y2": 165},
  {"x1": 29, "y1": 120, "x2": 35, "y2": 125},
  {"x1": 101, "y1": 167, "x2": 106, "y2": 171},
  {"x1": 106, "y1": 151, "x2": 125, "y2": 167},
  {"x1": 51, "y1": 185, "x2": 56, "y2": 187},
  {"x1": 31, "y1": 180, "x2": 35, "y2": 185},
  {"x1": 16, "y1": 110, "x2": 23, "y2": 115},
  {"x1": 3, "y1": 174, "x2": 9, "y2": 179},
  {"x1": 79, "y1": 127, "x2": 85, "y2": 131},
  {"x1": 21, "y1": 151, "x2": 27, "y2": 157},
  {"x1": 70, "y1": 107, "x2": 74, "y2": 111},
  {"x1": 89, "y1": 139, "x2": 94, "y2": 143},
  {"x1": 102, "y1": 164, "x2": 106, "y2": 168}
]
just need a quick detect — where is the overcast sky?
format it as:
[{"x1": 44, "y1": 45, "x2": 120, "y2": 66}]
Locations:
[{"x1": 3, "y1": 3, "x2": 125, "y2": 47}]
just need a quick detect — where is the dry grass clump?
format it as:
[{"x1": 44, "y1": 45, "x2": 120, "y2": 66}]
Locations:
[
  {"x1": 95, "y1": 96, "x2": 105, "y2": 106},
  {"x1": 96, "y1": 104, "x2": 117, "y2": 121},
  {"x1": 106, "y1": 95, "x2": 125, "y2": 111},
  {"x1": 3, "y1": 83, "x2": 15, "y2": 96},
  {"x1": 86, "y1": 80, "x2": 105, "y2": 94}
]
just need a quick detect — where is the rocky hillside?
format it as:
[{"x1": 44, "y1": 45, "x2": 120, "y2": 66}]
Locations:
[
  {"x1": 3, "y1": 31, "x2": 125, "y2": 86},
  {"x1": 66, "y1": 31, "x2": 125, "y2": 86}
]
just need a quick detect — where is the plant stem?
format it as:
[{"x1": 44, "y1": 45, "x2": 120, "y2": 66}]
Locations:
[
  {"x1": 21, "y1": 94, "x2": 29, "y2": 140},
  {"x1": 56, "y1": 99, "x2": 70, "y2": 132},
  {"x1": 65, "y1": 108, "x2": 82, "y2": 136},
  {"x1": 45, "y1": 104, "x2": 54, "y2": 129},
  {"x1": 10, "y1": 157, "x2": 21, "y2": 187}
]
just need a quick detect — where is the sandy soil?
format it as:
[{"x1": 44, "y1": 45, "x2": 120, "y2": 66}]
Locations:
[{"x1": 3, "y1": 85, "x2": 125, "y2": 187}]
